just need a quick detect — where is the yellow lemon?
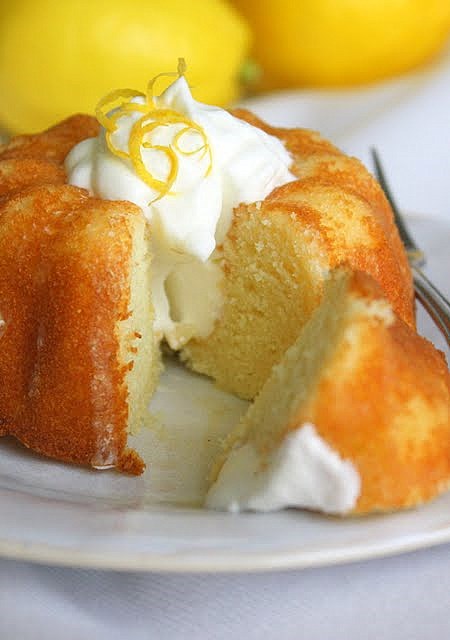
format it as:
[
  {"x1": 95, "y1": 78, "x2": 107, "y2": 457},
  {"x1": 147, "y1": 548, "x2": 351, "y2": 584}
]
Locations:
[
  {"x1": 233, "y1": 0, "x2": 450, "y2": 89},
  {"x1": 0, "y1": 0, "x2": 250, "y2": 133}
]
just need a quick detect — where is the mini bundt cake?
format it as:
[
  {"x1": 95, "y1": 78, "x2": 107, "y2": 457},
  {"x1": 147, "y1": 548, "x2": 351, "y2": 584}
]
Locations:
[
  {"x1": 206, "y1": 268, "x2": 450, "y2": 515},
  {"x1": 181, "y1": 109, "x2": 414, "y2": 400},
  {"x1": 0, "y1": 69, "x2": 447, "y2": 515},
  {"x1": 0, "y1": 118, "x2": 157, "y2": 474}
]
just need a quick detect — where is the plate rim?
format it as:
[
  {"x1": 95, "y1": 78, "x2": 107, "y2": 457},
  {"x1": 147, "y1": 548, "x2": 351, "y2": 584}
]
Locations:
[{"x1": 0, "y1": 522, "x2": 449, "y2": 573}]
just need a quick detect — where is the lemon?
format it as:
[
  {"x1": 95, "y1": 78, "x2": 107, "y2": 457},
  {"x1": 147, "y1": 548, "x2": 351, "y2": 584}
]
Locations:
[
  {"x1": 0, "y1": 0, "x2": 250, "y2": 134},
  {"x1": 232, "y1": 0, "x2": 450, "y2": 89}
]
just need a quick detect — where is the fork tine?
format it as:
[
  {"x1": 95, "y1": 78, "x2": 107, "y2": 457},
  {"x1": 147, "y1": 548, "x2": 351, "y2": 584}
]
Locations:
[
  {"x1": 370, "y1": 148, "x2": 423, "y2": 262},
  {"x1": 371, "y1": 148, "x2": 450, "y2": 346}
]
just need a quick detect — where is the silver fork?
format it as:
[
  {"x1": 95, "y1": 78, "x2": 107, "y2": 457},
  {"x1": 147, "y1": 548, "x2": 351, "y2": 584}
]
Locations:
[{"x1": 371, "y1": 149, "x2": 450, "y2": 347}]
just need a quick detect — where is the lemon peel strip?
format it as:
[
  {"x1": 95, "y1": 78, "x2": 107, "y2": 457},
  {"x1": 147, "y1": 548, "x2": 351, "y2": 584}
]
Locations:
[
  {"x1": 96, "y1": 89, "x2": 146, "y2": 131},
  {"x1": 146, "y1": 57, "x2": 187, "y2": 106},
  {"x1": 105, "y1": 103, "x2": 149, "y2": 160},
  {"x1": 95, "y1": 59, "x2": 213, "y2": 200},
  {"x1": 129, "y1": 119, "x2": 179, "y2": 200},
  {"x1": 173, "y1": 126, "x2": 207, "y2": 156}
]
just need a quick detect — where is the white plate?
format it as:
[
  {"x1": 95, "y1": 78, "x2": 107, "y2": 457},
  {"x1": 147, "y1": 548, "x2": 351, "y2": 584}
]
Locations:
[{"x1": 0, "y1": 215, "x2": 448, "y2": 573}]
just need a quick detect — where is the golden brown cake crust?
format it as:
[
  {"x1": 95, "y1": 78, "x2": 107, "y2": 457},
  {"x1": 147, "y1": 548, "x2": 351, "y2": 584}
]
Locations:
[
  {"x1": 0, "y1": 114, "x2": 99, "y2": 165},
  {"x1": 0, "y1": 183, "x2": 146, "y2": 475},
  {"x1": 231, "y1": 108, "x2": 414, "y2": 327},
  {"x1": 0, "y1": 113, "x2": 148, "y2": 474},
  {"x1": 0, "y1": 158, "x2": 66, "y2": 198}
]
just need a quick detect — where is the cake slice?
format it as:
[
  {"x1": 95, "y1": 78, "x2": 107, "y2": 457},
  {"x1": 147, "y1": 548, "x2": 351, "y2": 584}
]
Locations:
[
  {"x1": 0, "y1": 184, "x2": 157, "y2": 473},
  {"x1": 206, "y1": 268, "x2": 450, "y2": 515}
]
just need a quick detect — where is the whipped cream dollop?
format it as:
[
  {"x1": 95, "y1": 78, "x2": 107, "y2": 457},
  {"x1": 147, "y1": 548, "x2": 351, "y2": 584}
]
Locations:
[
  {"x1": 65, "y1": 75, "x2": 295, "y2": 348},
  {"x1": 206, "y1": 423, "x2": 361, "y2": 514}
]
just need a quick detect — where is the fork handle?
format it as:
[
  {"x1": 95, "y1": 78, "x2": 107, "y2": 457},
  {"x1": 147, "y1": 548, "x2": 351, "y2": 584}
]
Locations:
[{"x1": 412, "y1": 265, "x2": 450, "y2": 348}]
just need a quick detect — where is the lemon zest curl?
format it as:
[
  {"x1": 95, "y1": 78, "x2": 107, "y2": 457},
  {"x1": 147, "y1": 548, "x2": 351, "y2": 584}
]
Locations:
[{"x1": 95, "y1": 59, "x2": 212, "y2": 201}]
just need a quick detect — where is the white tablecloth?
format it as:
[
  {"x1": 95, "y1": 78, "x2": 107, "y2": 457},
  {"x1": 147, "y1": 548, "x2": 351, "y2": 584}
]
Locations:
[
  {"x1": 1, "y1": 43, "x2": 449, "y2": 640},
  {"x1": 1, "y1": 544, "x2": 449, "y2": 640}
]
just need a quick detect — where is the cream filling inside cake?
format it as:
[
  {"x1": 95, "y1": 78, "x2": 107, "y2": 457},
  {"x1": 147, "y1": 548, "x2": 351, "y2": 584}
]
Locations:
[
  {"x1": 65, "y1": 75, "x2": 295, "y2": 349},
  {"x1": 206, "y1": 423, "x2": 360, "y2": 514},
  {"x1": 155, "y1": 250, "x2": 224, "y2": 347}
]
